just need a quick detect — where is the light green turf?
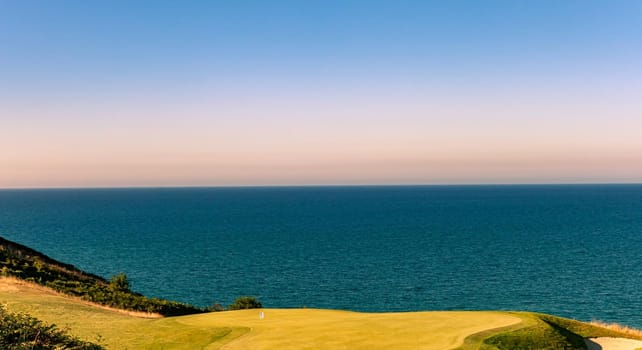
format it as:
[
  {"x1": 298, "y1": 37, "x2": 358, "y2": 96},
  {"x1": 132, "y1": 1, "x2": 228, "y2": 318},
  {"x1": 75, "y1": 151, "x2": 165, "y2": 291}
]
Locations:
[
  {"x1": 5, "y1": 277, "x2": 640, "y2": 350},
  {"x1": 174, "y1": 308, "x2": 520, "y2": 350},
  {"x1": 0, "y1": 277, "x2": 522, "y2": 349}
]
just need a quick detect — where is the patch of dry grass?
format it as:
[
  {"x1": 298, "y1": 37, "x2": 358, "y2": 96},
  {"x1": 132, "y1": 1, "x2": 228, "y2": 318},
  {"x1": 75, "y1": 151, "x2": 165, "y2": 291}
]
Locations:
[
  {"x1": 590, "y1": 321, "x2": 642, "y2": 338},
  {"x1": 1, "y1": 276, "x2": 162, "y2": 318}
]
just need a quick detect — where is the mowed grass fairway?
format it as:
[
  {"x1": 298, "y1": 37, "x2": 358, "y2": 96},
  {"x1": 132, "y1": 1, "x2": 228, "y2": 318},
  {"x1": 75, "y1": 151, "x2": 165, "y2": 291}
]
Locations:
[
  {"x1": 0, "y1": 277, "x2": 521, "y2": 349},
  {"x1": 177, "y1": 309, "x2": 520, "y2": 350}
]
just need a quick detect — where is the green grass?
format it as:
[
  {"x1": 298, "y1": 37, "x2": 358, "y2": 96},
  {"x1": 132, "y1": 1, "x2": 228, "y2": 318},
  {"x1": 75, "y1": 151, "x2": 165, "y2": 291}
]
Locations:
[
  {"x1": 0, "y1": 305, "x2": 102, "y2": 349},
  {"x1": 3, "y1": 277, "x2": 642, "y2": 349},
  {"x1": 457, "y1": 312, "x2": 642, "y2": 350},
  {"x1": 4, "y1": 236, "x2": 642, "y2": 349},
  {"x1": 0, "y1": 278, "x2": 247, "y2": 349},
  {"x1": 2, "y1": 277, "x2": 520, "y2": 349},
  {"x1": 174, "y1": 308, "x2": 521, "y2": 350},
  {"x1": 477, "y1": 313, "x2": 587, "y2": 350}
]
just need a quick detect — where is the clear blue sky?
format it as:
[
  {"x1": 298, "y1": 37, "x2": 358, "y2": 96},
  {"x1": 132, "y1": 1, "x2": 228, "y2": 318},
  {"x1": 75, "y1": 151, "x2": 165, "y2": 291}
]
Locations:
[{"x1": 2, "y1": 1, "x2": 642, "y2": 187}]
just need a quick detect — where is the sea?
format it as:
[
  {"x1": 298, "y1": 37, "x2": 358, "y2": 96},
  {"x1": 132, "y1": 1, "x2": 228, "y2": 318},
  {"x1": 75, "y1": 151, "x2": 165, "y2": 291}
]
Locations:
[{"x1": 0, "y1": 185, "x2": 641, "y2": 327}]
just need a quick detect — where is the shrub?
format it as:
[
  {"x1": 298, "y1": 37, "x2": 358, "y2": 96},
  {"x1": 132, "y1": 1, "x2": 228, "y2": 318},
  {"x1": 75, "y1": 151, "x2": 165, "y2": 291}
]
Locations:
[
  {"x1": 109, "y1": 273, "x2": 130, "y2": 292},
  {"x1": 229, "y1": 296, "x2": 262, "y2": 310},
  {"x1": 0, "y1": 305, "x2": 103, "y2": 349},
  {"x1": 207, "y1": 303, "x2": 226, "y2": 312}
]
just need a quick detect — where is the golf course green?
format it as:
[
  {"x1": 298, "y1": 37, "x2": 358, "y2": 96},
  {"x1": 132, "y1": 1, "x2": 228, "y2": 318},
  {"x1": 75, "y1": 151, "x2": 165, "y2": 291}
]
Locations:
[{"x1": 3, "y1": 277, "x2": 641, "y2": 349}]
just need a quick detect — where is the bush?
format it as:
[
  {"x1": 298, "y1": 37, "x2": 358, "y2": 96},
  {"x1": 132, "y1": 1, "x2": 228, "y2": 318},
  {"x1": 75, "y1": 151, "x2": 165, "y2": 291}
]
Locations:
[
  {"x1": 229, "y1": 296, "x2": 262, "y2": 310},
  {"x1": 0, "y1": 305, "x2": 103, "y2": 349},
  {"x1": 207, "y1": 303, "x2": 226, "y2": 312},
  {"x1": 109, "y1": 273, "x2": 130, "y2": 292}
]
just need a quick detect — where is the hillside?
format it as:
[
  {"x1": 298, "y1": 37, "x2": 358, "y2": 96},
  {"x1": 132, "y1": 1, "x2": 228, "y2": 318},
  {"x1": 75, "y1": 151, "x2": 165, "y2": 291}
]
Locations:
[{"x1": 0, "y1": 236, "x2": 201, "y2": 316}]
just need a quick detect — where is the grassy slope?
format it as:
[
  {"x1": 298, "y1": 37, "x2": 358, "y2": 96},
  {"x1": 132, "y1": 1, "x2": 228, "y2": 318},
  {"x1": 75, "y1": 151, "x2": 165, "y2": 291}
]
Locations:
[
  {"x1": 0, "y1": 236, "x2": 200, "y2": 316},
  {"x1": 0, "y1": 278, "x2": 246, "y2": 349},
  {"x1": 3, "y1": 278, "x2": 641, "y2": 349},
  {"x1": 459, "y1": 312, "x2": 642, "y2": 350}
]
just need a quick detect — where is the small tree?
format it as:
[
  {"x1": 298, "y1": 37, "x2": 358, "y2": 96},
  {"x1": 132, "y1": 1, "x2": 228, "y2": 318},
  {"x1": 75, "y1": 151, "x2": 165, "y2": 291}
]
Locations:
[
  {"x1": 33, "y1": 257, "x2": 44, "y2": 272},
  {"x1": 229, "y1": 296, "x2": 262, "y2": 310},
  {"x1": 109, "y1": 273, "x2": 129, "y2": 292},
  {"x1": 207, "y1": 303, "x2": 226, "y2": 312}
]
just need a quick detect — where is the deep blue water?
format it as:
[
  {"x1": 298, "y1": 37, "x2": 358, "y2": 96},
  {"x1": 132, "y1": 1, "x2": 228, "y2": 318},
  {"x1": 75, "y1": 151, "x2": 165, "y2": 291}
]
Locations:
[{"x1": 0, "y1": 185, "x2": 641, "y2": 327}]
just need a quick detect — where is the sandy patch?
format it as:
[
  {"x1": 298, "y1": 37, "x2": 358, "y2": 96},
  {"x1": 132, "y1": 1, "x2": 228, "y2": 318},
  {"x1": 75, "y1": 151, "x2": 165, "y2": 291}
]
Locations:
[
  {"x1": 0, "y1": 277, "x2": 21, "y2": 291},
  {"x1": 0, "y1": 276, "x2": 162, "y2": 318},
  {"x1": 585, "y1": 337, "x2": 642, "y2": 350}
]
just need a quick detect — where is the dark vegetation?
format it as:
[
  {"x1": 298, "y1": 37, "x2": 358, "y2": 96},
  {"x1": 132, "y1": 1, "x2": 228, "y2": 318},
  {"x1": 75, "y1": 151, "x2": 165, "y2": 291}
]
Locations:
[
  {"x1": 0, "y1": 305, "x2": 103, "y2": 350},
  {"x1": 228, "y1": 296, "x2": 263, "y2": 310},
  {"x1": 0, "y1": 236, "x2": 263, "y2": 316},
  {"x1": 0, "y1": 236, "x2": 201, "y2": 316}
]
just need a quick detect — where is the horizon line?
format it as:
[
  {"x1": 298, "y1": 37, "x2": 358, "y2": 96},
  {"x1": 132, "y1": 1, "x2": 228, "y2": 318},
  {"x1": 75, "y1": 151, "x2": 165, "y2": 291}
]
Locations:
[{"x1": 1, "y1": 182, "x2": 642, "y2": 191}]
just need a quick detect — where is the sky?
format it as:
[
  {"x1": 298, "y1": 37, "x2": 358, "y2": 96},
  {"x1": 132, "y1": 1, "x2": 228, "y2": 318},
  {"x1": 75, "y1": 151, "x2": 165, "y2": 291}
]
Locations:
[{"x1": 1, "y1": 0, "x2": 642, "y2": 188}]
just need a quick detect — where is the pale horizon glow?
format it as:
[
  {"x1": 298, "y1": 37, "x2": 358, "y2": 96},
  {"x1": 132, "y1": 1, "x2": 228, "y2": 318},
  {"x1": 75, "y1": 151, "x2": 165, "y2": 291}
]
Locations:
[{"x1": 2, "y1": 1, "x2": 642, "y2": 188}]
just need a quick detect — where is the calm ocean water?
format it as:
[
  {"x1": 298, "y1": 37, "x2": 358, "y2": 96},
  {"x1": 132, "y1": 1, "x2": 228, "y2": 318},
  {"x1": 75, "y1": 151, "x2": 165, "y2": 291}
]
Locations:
[{"x1": 0, "y1": 185, "x2": 641, "y2": 326}]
